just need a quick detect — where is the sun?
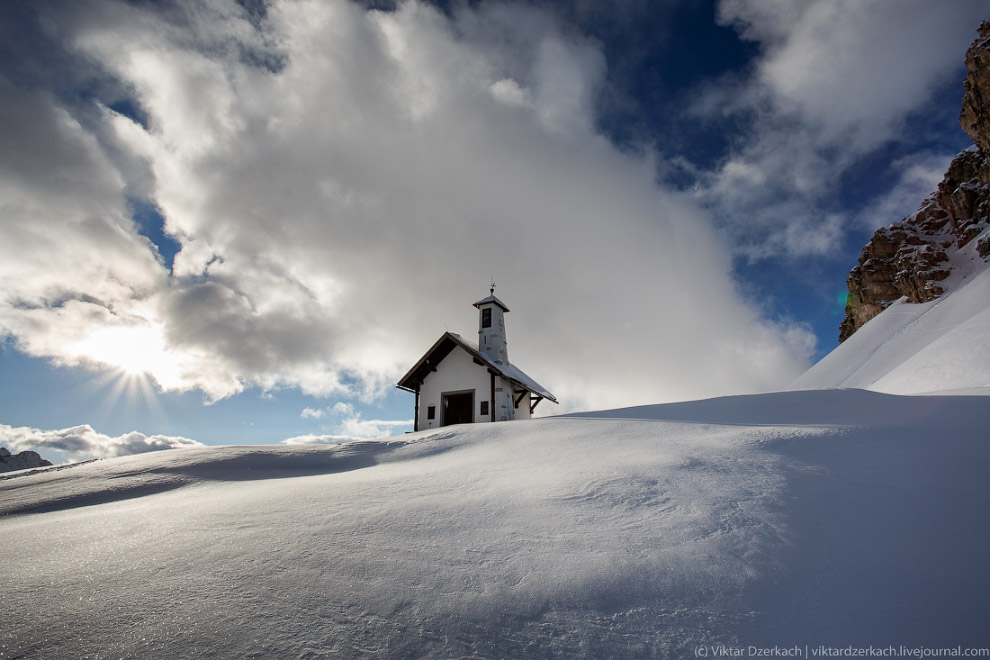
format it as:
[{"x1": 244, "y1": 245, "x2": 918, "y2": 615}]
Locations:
[{"x1": 72, "y1": 322, "x2": 182, "y2": 387}]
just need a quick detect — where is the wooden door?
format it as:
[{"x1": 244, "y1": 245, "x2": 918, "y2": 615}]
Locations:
[{"x1": 442, "y1": 391, "x2": 474, "y2": 426}]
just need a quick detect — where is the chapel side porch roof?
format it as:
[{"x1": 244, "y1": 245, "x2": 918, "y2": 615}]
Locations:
[{"x1": 396, "y1": 332, "x2": 557, "y2": 404}]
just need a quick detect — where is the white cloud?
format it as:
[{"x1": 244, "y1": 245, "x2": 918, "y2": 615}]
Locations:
[
  {"x1": 0, "y1": 423, "x2": 202, "y2": 461},
  {"x1": 283, "y1": 414, "x2": 412, "y2": 445},
  {"x1": 281, "y1": 434, "x2": 357, "y2": 446},
  {"x1": 855, "y1": 153, "x2": 957, "y2": 231},
  {"x1": 530, "y1": 34, "x2": 605, "y2": 134},
  {"x1": 748, "y1": 0, "x2": 981, "y2": 146},
  {"x1": 338, "y1": 416, "x2": 413, "y2": 439},
  {"x1": 0, "y1": 80, "x2": 165, "y2": 326},
  {"x1": 332, "y1": 402, "x2": 355, "y2": 416},
  {"x1": 490, "y1": 78, "x2": 530, "y2": 107},
  {"x1": 300, "y1": 401, "x2": 358, "y2": 420},
  {"x1": 0, "y1": 0, "x2": 818, "y2": 412},
  {"x1": 701, "y1": 0, "x2": 986, "y2": 258}
]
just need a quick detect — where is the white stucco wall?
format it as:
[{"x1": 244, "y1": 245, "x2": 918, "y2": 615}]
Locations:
[
  {"x1": 478, "y1": 303, "x2": 508, "y2": 365},
  {"x1": 415, "y1": 344, "x2": 541, "y2": 429},
  {"x1": 418, "y1": 346, "x2": 493, "y2": 430},
  {"x1": 492, "y1": 375, "x2": 514, "y2": 422},
  {"x1": 493, "y1": 377, "x2": 534, "y2": 421},
  {"x1": 513, "y1": 389, "x2": 532, "y2": 420}
]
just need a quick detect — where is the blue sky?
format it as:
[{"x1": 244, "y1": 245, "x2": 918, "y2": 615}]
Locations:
[{"x1": 0, "y1": 0, "x2": 985, "y2": 462}]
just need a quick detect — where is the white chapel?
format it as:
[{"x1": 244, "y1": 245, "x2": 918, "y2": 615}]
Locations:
[{"x1": 396, "y1": 289, "x2": 557, "y2": 431}]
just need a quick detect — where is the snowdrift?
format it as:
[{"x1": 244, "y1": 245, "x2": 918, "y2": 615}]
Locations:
[
  {"x1": 793, "y1": 245, "x2": 990, "y2": 394},
  {"x1": 3, "y1": 389, "x2": 989, "y2": 658}
]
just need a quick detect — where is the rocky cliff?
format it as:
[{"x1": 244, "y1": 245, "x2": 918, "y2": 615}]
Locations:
[
  {"x1": 839, "y1": 22, "x2": 990, "y2": 342},
  {"x1": 0, "y1": 447, "x2": 53, "y2": 473}
]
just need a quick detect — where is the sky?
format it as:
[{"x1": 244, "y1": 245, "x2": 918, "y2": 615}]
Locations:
[{"x1": 0, "y1": 0, "x2": 985, "y2": 462}]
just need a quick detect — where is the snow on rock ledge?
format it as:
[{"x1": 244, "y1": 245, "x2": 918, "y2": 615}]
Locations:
[{"x1": 793, "y1": 242, "x2": 990, "y2": 394}]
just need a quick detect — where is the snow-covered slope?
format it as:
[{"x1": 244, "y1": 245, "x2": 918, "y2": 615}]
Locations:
[
  {"x1": 792, "y1": 243, "x2": 990, "y2": 394},
  {"x1": 3, "y1": 389, "x2": 989, "y2": 658}
]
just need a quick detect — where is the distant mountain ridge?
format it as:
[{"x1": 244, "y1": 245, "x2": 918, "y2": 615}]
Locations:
[
  {"x1": 0, "y1": 447, "x2": 52, "y2": 473},
  {"x1": 839, "y1": 22, "x2": 990, "y2": 342}
]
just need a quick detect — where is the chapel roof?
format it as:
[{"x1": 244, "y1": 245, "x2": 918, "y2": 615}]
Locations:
[{"x1": 396, "y1": 331, "x2": 557, "y2": 403}]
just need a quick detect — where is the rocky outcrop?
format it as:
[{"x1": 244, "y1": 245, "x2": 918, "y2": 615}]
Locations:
[
  {"x1": 0, "y1": 447, "x2": 53, "y2": 473},
  {"x1": 840, "y1": 22, "x2": 990, "y2": 342},
  {"x1": 961, "y1": 22, "x2": 990, "y2": 153}
]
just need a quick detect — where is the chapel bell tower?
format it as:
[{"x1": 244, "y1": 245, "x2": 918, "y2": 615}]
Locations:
[{"x1": 474, "y1": 284, "x2": 510, "y2": 365}]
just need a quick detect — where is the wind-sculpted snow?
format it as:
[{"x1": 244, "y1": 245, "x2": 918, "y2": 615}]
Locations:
[
  {"x1": 0, "y1": 442, "x2": 410, "y2": 517},
  {"x1": 2, "y1": 390, "x2": 989, "y2": 658}
]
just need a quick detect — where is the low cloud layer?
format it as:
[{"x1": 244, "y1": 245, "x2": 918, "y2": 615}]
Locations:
[
  {"x1": 283, "y1": 413, "x2": 412, "y2": 445},
  {"x1": 1, "y1": 423, "x2": 202, "y2": 461},
  {"x1": 7, "y1": 0, "x2": 975, "y2": 413}
]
